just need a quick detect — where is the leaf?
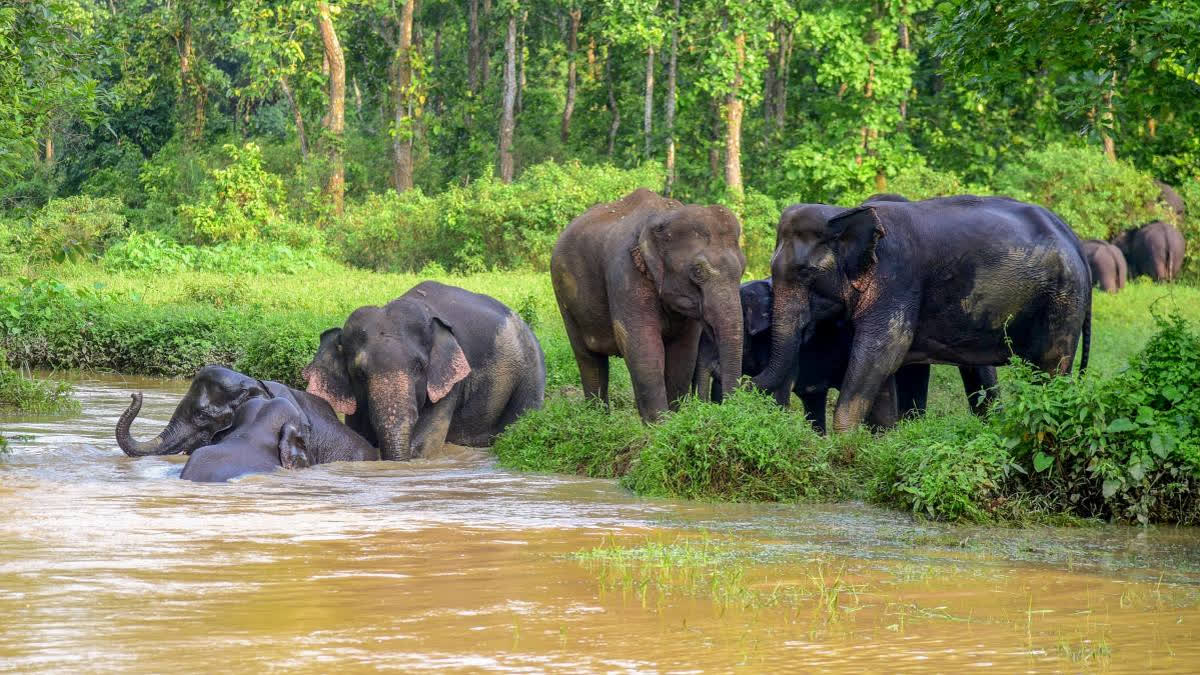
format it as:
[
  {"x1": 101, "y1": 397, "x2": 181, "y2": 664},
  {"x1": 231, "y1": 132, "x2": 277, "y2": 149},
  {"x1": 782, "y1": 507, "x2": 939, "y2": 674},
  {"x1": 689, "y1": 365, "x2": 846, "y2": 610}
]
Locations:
[
  {"x1": 1105, "y1": 418, "x2": 1136, "y2": 432},
  {"x1": 1033, "y1": 452, "x2": 1054, "y2": 473},
  {"x1": 1150, "y1": 433, "x2": 1167, "y2": 458},
  {"x1": 1102, "y1": 479, "x2": 1121, "y2": 499},
  {"x1": 1129, "y1": 462, "x2": 1145, "y2": 481}
]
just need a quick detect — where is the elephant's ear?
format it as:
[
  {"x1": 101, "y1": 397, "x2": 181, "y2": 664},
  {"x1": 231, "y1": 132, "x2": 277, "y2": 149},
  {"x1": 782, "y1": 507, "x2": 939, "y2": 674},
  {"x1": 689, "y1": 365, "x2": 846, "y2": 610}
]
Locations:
[
  {"x1": 827, "y1": 206, "x2": 886, "y2": 279},
  {"x1": 427, "y1": 318, "x2": 471, "y2": 403},
  {"x1": 304, "y1": 327, "x2": 357, "y2": 416},
  {"x1": 632, "y1": 213, "x2": 668, "y2": 294},
  {"x1": 278, "y1": 423, "x2": 311, "y2": 469}
]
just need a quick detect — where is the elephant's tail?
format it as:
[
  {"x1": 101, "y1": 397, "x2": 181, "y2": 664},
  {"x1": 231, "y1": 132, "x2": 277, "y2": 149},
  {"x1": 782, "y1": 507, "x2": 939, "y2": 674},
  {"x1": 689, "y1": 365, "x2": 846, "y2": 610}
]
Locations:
[{"x1": 1078, "y1": 301, "x2": 1091, "y2": 375}]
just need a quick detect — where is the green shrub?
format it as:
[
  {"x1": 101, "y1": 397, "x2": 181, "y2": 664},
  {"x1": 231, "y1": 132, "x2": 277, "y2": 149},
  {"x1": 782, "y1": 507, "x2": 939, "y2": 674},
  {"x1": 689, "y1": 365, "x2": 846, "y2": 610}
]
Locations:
[
  {"x1": 23, "y1": 195, "x2": 127, "y2": 262},
  {"x1": 991, "y1": 143, "x2": 1168, "y2": 239},
  {"x1": 493, "y1": 396, "x2": 644, "y2": 478},
  {"x1": 623, "y1": 389, "x2": 848, "y2": 502},
  {"x1": 1177, "y1": 177, "x2": 1198, "y2": 282},
  {"x1": 328, "y1": 190, "x2": 439, "y2": 271},
  {"x1": 177, "y1": 143, "x2": 299, "y2": 245},
  {"x1": 0, "y1": 355, "x2": 79, "y2": 414},
  {"x1": 103, "y1": 230, "x2": 328, "y2": 275}
]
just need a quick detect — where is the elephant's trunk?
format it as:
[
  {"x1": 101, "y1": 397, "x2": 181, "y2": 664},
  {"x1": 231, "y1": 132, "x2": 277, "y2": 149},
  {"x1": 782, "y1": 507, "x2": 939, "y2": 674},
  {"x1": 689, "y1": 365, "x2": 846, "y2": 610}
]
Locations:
[
  {"x1": 753, "y1": 281, "x2": 810, "y2": 393},
  {"x1": 115, "y1": 393, "x2": 169, "y2": 456},
  {"x1": 705, "y1": 284, "x2": 744, "y2": 400}
]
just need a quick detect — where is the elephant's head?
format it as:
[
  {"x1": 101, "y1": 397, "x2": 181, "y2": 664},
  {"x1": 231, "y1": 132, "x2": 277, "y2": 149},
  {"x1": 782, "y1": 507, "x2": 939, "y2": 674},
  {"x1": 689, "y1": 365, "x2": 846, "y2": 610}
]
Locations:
[
  {"x1": 633, "y1": 203, "x2": 747, "y2": 399},
  {"x1": 739, "y1": 279, "x2": 773, "y2": 376},
  {"x1": 278, "y1": 422, "x2": 312, "y2": 469},
  {"x1": 116, "y1": 365, "x2": 271, "y2": 457},
  {"x1": 753, "y1": 203, "x2": 885, "y2": 392},
  {"x1": 302, "y1": 300, "x2": 471, "y2": 460}
]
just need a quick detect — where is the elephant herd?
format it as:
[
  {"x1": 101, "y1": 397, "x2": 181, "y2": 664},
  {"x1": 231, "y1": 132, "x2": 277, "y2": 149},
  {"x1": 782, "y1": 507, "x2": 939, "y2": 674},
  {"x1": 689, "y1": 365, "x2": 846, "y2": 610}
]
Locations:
[
  {"x1": 116, "y1": 185, "x2": 1187, "y2": 482},
  {"x1": 1081, "y1": 187, "x2": 1187, "y2": 294}
]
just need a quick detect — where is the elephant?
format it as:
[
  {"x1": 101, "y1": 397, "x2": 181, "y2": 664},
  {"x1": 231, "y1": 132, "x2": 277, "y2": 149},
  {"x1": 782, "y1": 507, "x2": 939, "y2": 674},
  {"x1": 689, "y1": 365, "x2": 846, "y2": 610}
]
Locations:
[
  {"x1": 116, "y1": 365, "x2": 379, "y2": 464},
  {"x1": 302, "y1": 281, "x2": 546, "y2": 461},
  {"x1": 694, "y1": 279, "x2": 997, "y2": 432},
  {"x1": 179, "y1": 396, "x2": 313, "y2": 482},
  {"x1": 551, "y1": 188, "x2": 746, "y2": 421},
  {"x1": 1111, "y1": 221, "x2": 1186, "y2": 282},
  {"x1": 753, "y1": 196, "x2": 1092, "y2": 432},
  {"x1": 864, "y1": 193, "x2": 911, "y2": 203},
  {"x1": 1156, "y1": 181, "x2": 1186, "y2": 222},
  {"x1": 1081, "y1": 239, "x2": 1128, "y2": 293}
]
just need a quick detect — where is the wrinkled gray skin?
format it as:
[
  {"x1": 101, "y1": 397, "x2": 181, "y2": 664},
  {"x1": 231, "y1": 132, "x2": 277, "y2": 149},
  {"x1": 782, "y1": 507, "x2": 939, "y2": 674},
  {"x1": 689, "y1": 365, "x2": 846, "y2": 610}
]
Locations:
[
  {"x1": 551, "y1": 188, "x2": 747, "y2": 422},
  {"x1": 1156, "y1": 181, "x2": 1186, "y2": 221},
  {"x1": 179, "y1": 397, "x2": 311, "y2": 482},
  {"x1": 1082, "y1": 239, "x2": 1128, "y2": 293},
  {"x1": 302, "y1": 281, "x2": 546, "y2": 461},
  {"x1": 1111, "y1": 221, "x2": 1186, "y2": 282},
  {"x1": 754, "y1": 196, "x2": 1091, "y2": 432},
  {"x1": 116, "y1": 365, "x2": 378, "y2": 464}
]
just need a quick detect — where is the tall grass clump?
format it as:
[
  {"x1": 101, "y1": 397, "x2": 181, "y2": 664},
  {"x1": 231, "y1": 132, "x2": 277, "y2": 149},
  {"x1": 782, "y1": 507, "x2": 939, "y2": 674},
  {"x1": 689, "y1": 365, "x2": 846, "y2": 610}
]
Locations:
[
  {"x1": 492, "y1": 396, "x2": 643, "y2": 478},
  {"x1": 623, "y1": 388, "x2": 848, "y2": 502},
  {"x1": 0, "y1": 355, "x2": 79, "y2": 414}
]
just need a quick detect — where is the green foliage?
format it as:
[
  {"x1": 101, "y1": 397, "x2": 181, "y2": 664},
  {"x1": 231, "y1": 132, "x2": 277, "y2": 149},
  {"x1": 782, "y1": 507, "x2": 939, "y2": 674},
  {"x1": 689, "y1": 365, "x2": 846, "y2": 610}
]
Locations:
[
  {"x1": 0, "y1": 354, "x2": 79, "y2": 414},
  {"x1": 178, "y1": 143, "x2": 301, "y2": 245},
  {"x1": 991, "y1": 144, "x2": 1169, "y2": 239},
  {"x1": 16, "y1": 195, "x2": 127, "y2": 263},
  {"x1": 1177, "y1": 178, "x2": 1199, "y2": 282},
  {"x1": 623, "y1": 388, "x2": 848, "y2": 502},
  {"x1": 493, "y1": 397, "x2": 644, "y2": 478},
  {"x1": 102, "y1": 230, "x2": 327, "y2": 275}
]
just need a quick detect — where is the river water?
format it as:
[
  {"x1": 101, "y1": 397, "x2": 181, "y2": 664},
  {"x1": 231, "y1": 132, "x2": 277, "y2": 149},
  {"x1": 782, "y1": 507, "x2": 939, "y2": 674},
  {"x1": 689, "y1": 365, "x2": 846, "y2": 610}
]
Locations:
[{"x1": 1, "y1": 373, "x2": 1199, "y2": 672}]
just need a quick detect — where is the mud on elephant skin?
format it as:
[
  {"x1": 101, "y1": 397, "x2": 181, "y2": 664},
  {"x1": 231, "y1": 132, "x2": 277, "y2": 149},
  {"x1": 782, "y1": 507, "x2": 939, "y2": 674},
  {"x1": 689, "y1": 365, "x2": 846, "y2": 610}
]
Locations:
[
  {"x1": 180, "y1": 397, "x2": 313, "y2": 482},
  {"x1": 753, "y1": 195, "x2": 1091, "y2": 432},
  {"x1": 116, "y1": 365, "x2": 378, "y2": 464},
  {"x1": 1111, "y1": 221, "x2": 1186, "y2": 283},
  {"x1": 551, "y1": 188, "x2": 747, "y2": 422},
  {"x1": 302, "y1": 281, "x2": 546, "y2": 462},
  {"x1": 1081, "y1": 239, "x2": 1128, "y2": 293},
  {"x1": 695, "y1": 279, "x2": 997, "y2": 433}
]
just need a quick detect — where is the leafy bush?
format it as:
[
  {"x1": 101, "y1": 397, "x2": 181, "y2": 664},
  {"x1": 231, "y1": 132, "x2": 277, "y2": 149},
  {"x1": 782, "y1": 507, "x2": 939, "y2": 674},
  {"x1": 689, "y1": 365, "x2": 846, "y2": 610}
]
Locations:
[
  {"x1": 328, "y1": 190, "x2": 439, "y2": 271},
  {"x1": 623, "y1": 389, "x2": 849, "y2": 502},
  {"x1": 493, "y1": 396, "x2": 644, "y2": 478},
  {"x1": 991, "y1": 143, "x2": 1169, "y2": 239},
  {"x1": 103, "y1": 230, "x2": 328, "y2": 275},
  {"x1": 0, "y1": 354, "x2": 79, "y2": 414},
  {"x1": 22, "y1": 195, "x2": 126, "y2": 262},
  {"x1": 1176, "y1": 177, "x2": 1198, "y2": 282}
]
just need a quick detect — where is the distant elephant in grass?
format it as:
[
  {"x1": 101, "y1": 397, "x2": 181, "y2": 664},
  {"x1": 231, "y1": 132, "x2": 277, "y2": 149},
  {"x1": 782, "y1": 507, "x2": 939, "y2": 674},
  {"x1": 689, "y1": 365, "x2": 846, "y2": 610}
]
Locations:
[
  {"x1": 1112, "y1": 221, "x2": 1186, "y2": 283},
  {"x1": 551, "y1": 188, "x2": 746, "y2": 422},
  {"x1": 694, "y1": 279, "x2": 996, "y2": 432},
  {"x1": 1156, "y1": 181, "x2": 1186, "y2": 221},
  {"x1": 1081, "y1": 239, "x2": 1128, "y2": 293},
  {"x1": 180, "y1": 397, "x2": 313, "y2": 482},
  {"x1": 303, "y1": 281, "x2": 546, "y2": 461},
  {"x1": 117, "y1": 365, "x2": 378, "y2": 464}
]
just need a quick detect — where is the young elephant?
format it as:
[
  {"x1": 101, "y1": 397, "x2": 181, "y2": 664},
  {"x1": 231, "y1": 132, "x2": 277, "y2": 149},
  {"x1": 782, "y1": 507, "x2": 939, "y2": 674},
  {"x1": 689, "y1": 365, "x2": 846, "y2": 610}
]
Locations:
[
  {"x1": 1111, "y1": 221, "x2": 1186, "y2": 282},
  {"x1": 1081, "y1": 239, "x2": 1128, "y2": 293},
  {"x1": 551, "y1": 188, "x2": 746, "y2": 421},
  {"x1": 116, "y1": 365, "x2": 378, "y2": 464},
  {"x1": 754, "y1": 196, "x2": 1091, "y2": 432},
  {"x1": 694, "y1": 279, "x2": 997, "y2": 432},
  {"x1": 302, "y1": 281, "x2": 546, "y2": 461},
  {"x1": 179, "y1": 397, "x2": 313, "y2": 482}
]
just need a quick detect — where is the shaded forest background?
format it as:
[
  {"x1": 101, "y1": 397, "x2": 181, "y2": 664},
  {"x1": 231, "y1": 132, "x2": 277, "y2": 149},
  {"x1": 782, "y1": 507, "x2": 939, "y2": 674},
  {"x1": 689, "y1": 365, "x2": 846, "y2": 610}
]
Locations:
[{"x1": 1, "y1": 0, "x2": 1198, "y2": 275}]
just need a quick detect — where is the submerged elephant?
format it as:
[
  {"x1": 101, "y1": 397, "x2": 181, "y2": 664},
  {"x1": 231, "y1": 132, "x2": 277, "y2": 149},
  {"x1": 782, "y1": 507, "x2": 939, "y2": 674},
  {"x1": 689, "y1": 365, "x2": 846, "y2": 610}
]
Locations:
[
  {"x1": 551, "y1": 188, "x2": 746, "y2": 421},
  {"x1": 1081, "y1": 239, "x2": 1128, "y2": 293},
  {"x1": 754, "y1": 196, "x2": 1091, "y2": 432},
  {"x1": 180, "y1": 397, "x2": 313, "y2": 482},
  {"x1": 116, "y1": 365, "x2": 378, "y2": 464},
  {"x1": 1111, "y1": 221, "x2": 1185, "y2": 283},
  {"x1": 302, "y1": 281, "x2": 545, "y2": 461},
  {"x1": 695, "y1": 279, "x2": 996, "y2": 432}
]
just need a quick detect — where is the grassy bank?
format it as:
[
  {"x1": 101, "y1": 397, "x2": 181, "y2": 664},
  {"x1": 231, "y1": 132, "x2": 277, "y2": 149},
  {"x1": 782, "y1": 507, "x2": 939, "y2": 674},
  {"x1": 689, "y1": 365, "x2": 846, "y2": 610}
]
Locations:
[{"x1": 3, "y1": 264, "x2": 1199, "y2": 523}]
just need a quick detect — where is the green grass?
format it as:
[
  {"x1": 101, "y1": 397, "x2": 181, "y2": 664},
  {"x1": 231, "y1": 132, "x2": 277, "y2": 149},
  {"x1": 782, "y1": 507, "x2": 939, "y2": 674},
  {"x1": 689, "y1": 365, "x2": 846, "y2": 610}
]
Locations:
[{"x1": 0, "y1": 356, "x2": 79, "y2": 414}]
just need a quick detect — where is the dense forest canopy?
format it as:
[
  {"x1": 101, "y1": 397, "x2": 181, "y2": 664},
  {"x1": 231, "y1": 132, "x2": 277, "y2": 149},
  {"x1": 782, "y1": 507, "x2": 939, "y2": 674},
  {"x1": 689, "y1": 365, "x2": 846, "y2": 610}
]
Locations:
[{"x1": 1, "y1": 0, "x2": 1198, "y2": 258}]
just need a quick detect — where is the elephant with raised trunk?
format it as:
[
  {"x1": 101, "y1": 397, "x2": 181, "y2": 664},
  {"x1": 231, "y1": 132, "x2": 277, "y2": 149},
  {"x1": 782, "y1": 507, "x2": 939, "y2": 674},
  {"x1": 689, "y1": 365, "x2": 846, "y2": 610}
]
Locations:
[
  {"x1": 116, "y1": 365, "x2": 378, "y2": 464},
  {"x1": 302, "y1": 281, "x2": 546, "y2": 461},
  {"x1": 754, "y1": 196, "x2": 1091, "y2": 432},
  {"x1": 180, "y1": 396, "x2": 314, "y2": 482},
  {"x1": 1081, "y1": 239, "x2": 1128, "y2": 293},
  {"x1": 551, "y1": 188, "x2": 746, "y2": 421}
]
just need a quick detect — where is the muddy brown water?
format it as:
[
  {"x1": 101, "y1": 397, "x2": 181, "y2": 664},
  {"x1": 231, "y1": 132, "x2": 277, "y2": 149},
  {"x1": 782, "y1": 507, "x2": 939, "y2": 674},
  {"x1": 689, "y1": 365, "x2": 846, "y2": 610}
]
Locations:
[{"x1": 2, "y1": 373, "x2": 1199, "y2": 672}]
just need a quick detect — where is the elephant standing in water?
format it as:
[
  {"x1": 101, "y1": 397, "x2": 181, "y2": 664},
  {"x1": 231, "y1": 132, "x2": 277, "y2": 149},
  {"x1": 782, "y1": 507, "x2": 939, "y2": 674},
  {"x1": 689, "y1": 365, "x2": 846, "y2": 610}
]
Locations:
[
  {"x1": 303, "y1": 281, "x2": 545, "y2": 461},
  {"x1": 1082, "y1": 239, "x2": 1128, "y2": 293},
  {"x1": 551, "y1": 188, "x2": 746, "y2": 421},
  {"x1": 1112, "y1": 221, "x2": 1186, "y2": 283},
  {"x1": 754, "y1": 196, "x2": 1091, "y2": 432},
  {"x1": 117, "y1": 365, "x2": 378, "y2": 464},
  {"x1": 180, "y1": 396, "x2": 314, "y2": 482}
]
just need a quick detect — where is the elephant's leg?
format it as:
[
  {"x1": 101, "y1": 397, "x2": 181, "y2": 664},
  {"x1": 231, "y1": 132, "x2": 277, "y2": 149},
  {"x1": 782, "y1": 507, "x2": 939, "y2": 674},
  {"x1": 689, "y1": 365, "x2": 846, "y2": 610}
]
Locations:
[
  {"x1": 893, "y1": 364, "x2": 930, "y2": 418},
  {"x1": 664, "y1": 322, "x2": 703, "y2": 409},
  {"x1": 960, "y1": 366, "x2": 998, "y2": 416},
  {"x1": 866, "y1": 375, "x2": 900, "y2": 430},
  {"x1": 562, "y1": 312, "x2": 610, "y2": 408},
  {"x1": 832, "y1": 312, "x2": 915, "y2": 433},
  {"x1": 410, "y1": 389, "x2": 461, "y2": 457},
  {"x1": 616, "y1": 318, "x2": 669, "y2": 422},
  {"x1": 798, "y1": 390, "x2": 828, "y2": 434},
  {"x1": 693, "y1": 362, "x2": 713, "y2": 402}
]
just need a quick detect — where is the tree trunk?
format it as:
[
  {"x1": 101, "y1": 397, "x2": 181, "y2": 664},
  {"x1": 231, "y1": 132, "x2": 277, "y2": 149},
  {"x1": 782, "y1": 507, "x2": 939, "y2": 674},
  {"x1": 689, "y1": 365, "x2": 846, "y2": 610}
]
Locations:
[
  {"x1": 723, "y1": 32, "x2": 745, "y2": 197},
  {"x1": 605, "y1": 48, "x2": 620, "y2": 158},
  {"x1": 497, "y1": 10, "x2": 517, "y2": 182},
  {"x1": 392, "y1": 0, "x2": 417, "y2": 193},
  {"x1": 43, "y1": 133, "x2": 54, "y2": 166},
  {"x1": 481, "y1": 0, "x2": 492, "y2": 89},
  {"x1": 1102, "y1": 70, "x2": 1117, "y2": 161},
  {"x1": 560, "y1": 7, "x2": 580, "y2": 143},
  {"x1": 708, "y1": 97, "x2": 722, "y2": 183},
  {"x1": 279, "y1": 75, "x2": 308, "y2": 160},
  {"x1": 317, "y1": 0, "x2": 345, "y2": 215},
  {"x1": 772, "y1": 24, "x2": 791, "y2": 131},
  {"x1": 643, "y1": 46, "x2": 655, "y2": 160},
  {"x1": 353, "y1": 76, "x2": 363, "y2": 117},
  {"x1": 857, "y1": 62, "x2": 875, "y2": 166},
  {"x1": 468, "y1": 0, "x2": 481, "y2": 94},
  {"x1": 516, "y1": 10, "x2": 527, "y2": 114},
  {"x1": 664, "y1": 0, "x2": 678, "y2": 196},
  {"x1": 176, "y1": 13, "x2": 206, "y2": 144}
]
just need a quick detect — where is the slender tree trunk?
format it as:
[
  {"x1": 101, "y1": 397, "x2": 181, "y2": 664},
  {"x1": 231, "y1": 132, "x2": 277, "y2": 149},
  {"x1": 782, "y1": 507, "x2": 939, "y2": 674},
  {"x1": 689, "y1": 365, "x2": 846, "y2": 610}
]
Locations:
[
  {"x1": 772, "y1": 24, "x2": 791, "y2": 131},
  {"x1": 516, "y1": 10, "x2": 527, "y2": 114},
  {"x1": 605, "y1": 48, "x2": 620, "y2": 158},
  {"x1": 432, "y1": 25, "x2": 443, "y2": 113},
  {"x1": 724, "y1": 32, "x2": 745, "y2": 197},
  {"x1": 664, "y1": 0, "x2": 678, "y2": 196},
  {"x1": 1148, "y1": 117, "x2": 1157, "y2": 138},
  {"x1": 643, "y1": 46, "x2": 655, "y2": 160},
  {"x1": 468, "y1": 0, "x2": 481, "y2": 94},
  {"x1": 392, "y1": 0, "x2": 417, "y2": 193},
  {"x1": 708, "y1": 97, "x2": 722, "y2": 183},
  {"x1": 497, "y1": 10, "x2": 517, "y2": 182},
  {"x1": 561, "y1": 7, "x2": 580, "y2": 143},
  {"x1": 898, "y1": 17, "x2": 909, "y2": 120},
  {"x1": 43, "y1": 133, "x2": 54, "y2": 166},
  {"x1": 481, "y1": 0, "x2": 492, "y2": 88},
  {"x1": 1102, "y1": 71, "x2": 1117, "y2": 161},
  {"x1": 280, "y1": 76, "x2": 308, "y2": 159},
  {"x1": 353, "y1": 76, "x2": 363, "y2": 117},
  {"x1": 317, "y1": 0, "x2": 346, "y2": 215},
  {"x1": 176, "y1": 14, "x2": 206, "y2": 143}
]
